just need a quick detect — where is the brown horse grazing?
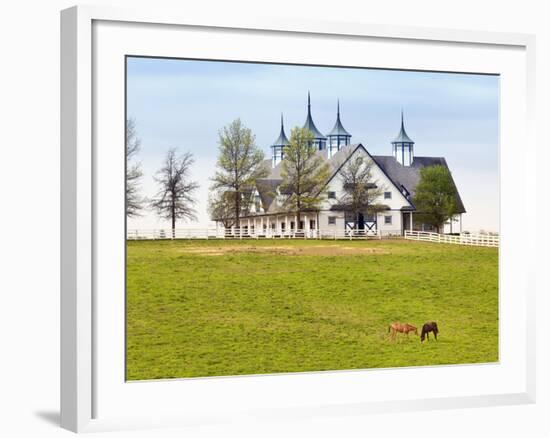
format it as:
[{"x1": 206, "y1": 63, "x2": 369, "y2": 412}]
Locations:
[
  {"x1": 420, "y1": 322, "x2": 439, "y2": 342},
  {"x1": 388, "y1": 322, "x2": 418, "y2": 341}
]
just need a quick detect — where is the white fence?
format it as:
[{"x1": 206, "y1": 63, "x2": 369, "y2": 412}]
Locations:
[
  {"x1": 126, "y1": 229, "x2": 499, "y2": 246},
  {"x1": 126, "y1": 228, "x2": 401, "y2": 241},
  {"x1": 404, "y1": 230, "x2": 499, "y2": 247}
]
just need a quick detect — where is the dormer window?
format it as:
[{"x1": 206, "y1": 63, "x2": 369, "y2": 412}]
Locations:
[{"x1": 328, "y1": 191, "x2": 336, "y2": 199}]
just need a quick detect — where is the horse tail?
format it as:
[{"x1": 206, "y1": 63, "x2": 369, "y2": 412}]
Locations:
[{"x1": 388, "y1": 325, "x2": 391, "y2": 333}]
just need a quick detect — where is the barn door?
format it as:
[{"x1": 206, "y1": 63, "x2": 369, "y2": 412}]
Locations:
[{"x1": 364, "y1": 213, "x2": 377, "y2": 235}]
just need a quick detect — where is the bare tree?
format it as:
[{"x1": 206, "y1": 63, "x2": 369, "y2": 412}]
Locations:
[
  {"x1": 126, "y1": 118, "x2": 144, "y2": 217},
  {"x1": 279, "y1": 127, "x2": 330, "y2": 228},
  {"x1": 338, "y1": 152, "x2": 386, "y2": 230},
  {"x1": 150, "y1": 149, "x2": 199, "y2": 235},
  {"x1": 211, "y1": 119, "x2": 268, "y2": 228}
]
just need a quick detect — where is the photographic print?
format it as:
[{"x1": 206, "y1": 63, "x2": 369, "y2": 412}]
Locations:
[{"x1": 125, "y1": 57, "x2": 499, "y2": 380}]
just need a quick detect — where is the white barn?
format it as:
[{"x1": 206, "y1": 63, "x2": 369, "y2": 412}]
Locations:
[{"x1": 231, "y1": 95, "x2": 465, "y2": 237}]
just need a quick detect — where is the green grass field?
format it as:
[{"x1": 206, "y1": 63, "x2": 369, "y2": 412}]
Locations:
[{"x1": 126, "y1": 239, "x2": 498, "y2": 380}]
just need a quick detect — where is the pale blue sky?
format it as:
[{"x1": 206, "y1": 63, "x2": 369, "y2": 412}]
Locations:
[{"x1": 126, "y1": 57, "x2": 499, "y2": 232}]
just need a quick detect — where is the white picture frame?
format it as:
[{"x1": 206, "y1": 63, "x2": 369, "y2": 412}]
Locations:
[{"x1": 60, "y1": 5, "x2": 536, "y2": 433}]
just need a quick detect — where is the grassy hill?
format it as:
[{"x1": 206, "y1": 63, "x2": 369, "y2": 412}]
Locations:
[{"x1": 126, "y1": 239, "x2": 498, "y2": 380}]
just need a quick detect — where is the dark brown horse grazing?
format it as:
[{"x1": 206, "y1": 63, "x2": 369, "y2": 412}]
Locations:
[{"x1": 420, "y1": 322, "x2": 439, "y2": 342}]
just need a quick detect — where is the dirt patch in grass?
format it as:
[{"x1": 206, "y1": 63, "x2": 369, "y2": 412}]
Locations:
[{"x1": 178, "y1": 245, "x2": 390, "y2": 256}]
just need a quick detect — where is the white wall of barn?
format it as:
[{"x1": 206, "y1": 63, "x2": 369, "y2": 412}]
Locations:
[
  {"x1": 321, "y1": 146, "x2": 412, "y2": 213},
  {"x1": 318, "y1": 146, "x2": 410, "y2": 233},
  {"x1": 377, "y1": 210, "x2": 403, "y2": 235}
]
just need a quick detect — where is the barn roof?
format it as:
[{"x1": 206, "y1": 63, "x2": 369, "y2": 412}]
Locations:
[
  {"x1": 255, "y1": 178, "x2": 282, "y2": 212},
  {"x1": 372, "y1": 155, "x2": 466, "y2": 213},
  {"x1": 255, "y1": 143, "x2": 465, "y2": 214}
]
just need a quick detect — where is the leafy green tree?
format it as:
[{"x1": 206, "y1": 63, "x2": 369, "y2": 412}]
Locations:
[
  {"x1": 413, "y1": 165, "x2": 459, "y2": 233},
  {"x1": 211, "y1": 119, "x2": 268, "y2": 227},
  {"x1": 338, "y1": 152, "x2": 386, "y2": 230},
  {"x1": 279, "y1": 127, "x2": 331, "y2": 228},
  {"x1": 150, "y1": 148, "x2": 199, "y2": 236}
]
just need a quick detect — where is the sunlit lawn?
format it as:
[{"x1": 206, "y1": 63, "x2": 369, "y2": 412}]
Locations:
[{"x1": 126, "y1": 238, "x2": 498, "y2": 380}]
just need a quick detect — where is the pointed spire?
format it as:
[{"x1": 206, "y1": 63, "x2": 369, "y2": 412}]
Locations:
[
  {"x1": 392, "y1": 109, "x2": 414, "y2": 144},
  {"x1": 272, "y1": 112, "x2": 289, "y2": 146},
  {"x1": 328, "y1": 98, "x2": 351, "y2": 137},
  {"x1": 302, "y1": 92, "x2": 326, "y2": 140}
]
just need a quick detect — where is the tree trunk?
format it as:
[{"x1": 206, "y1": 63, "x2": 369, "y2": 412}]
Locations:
[
  {"x1": 235, "y1": 191, "x2": 240, "y2": 236},
  {"x1": 171, "y1": 205, "x2": 176, "y2": 239}
]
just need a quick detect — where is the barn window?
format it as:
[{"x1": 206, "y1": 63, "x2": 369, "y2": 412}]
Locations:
[
  {"x1": 366, "y1": 213, "x2": 376, "y2": 222},
  {"x1": 384, "y1": 215, "x2": 392, "y2": 224},
  {"x1": 328, "y1": 216, "x2": 337, "y2": 225},
  {"x1": 328, "y1": 191, "x2": 336, "y2": 199},
  {"x1": 384, "y1": 191, "x2": 392, "y2": 199}
]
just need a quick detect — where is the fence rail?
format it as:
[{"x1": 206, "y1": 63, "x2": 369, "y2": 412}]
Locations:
[
  {"x1": 126, "y1": 228, "x2": 405, "y2": 241},
  {"x1": 404, "y1": 230, "x2": 499, "y2": 247},
  {"x1": 126, "y1": 229, "x2": 498, "y2": 246}
]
